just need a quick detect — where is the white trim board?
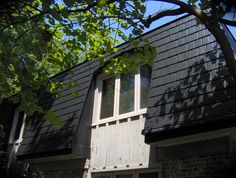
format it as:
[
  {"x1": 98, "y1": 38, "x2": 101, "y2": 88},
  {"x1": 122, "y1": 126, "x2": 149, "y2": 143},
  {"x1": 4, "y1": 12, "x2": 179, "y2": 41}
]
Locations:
[{"x1": 153, "y1": 126, "x2": 236, "y2": 147}]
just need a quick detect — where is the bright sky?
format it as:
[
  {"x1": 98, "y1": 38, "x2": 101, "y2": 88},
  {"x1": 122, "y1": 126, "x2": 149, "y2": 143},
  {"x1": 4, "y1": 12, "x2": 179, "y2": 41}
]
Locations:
[{"x1": 143, "y1": 1, "x2": 236, "y2": 39}]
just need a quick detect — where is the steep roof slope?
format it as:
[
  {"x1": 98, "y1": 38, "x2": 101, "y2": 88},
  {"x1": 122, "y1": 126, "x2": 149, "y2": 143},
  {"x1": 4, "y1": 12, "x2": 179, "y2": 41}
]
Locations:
[
  {"x1": 16, "y1": 14, "x2": 236, "y2": 157},
  {"x1": 17, "y1": 59, "x2": 100, "y2": 159},
  {"x1": 143, "y1": 16, "x2": 236, "y2": 143}
]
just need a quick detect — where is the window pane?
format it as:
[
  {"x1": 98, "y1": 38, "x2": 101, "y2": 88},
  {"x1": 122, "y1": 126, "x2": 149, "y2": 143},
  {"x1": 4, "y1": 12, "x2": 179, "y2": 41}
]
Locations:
[
  {"x1": 100, "y1": 77, "x2": 115, "y2": 119},
  {"x1": 14, "y1": 111, "x2": 24, "y2": 140},
  {"x1": 140, "y1": 65, "x2": 152, "y2": 109},
  {"x1": 116, "y1": 174, "x2": 133, "y2": 178},
  {"x1": 139, "y1": 172, "x2": 158, "y2": 178},
  {"x1": 96, "y1": 176, "x2": 110, "y2": 178},
  {"x1": 119, "y1": 71, "x2": 135, "y2": 114}
]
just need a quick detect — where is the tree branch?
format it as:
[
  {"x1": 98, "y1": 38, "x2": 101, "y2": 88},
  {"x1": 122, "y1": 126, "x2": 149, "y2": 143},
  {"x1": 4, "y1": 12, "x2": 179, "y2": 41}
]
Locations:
[
  {"x1": 153, "y1": 0, "x2": 189, "y2": 8},
  {"x1": 7, "y1": 23, "x2": 40, "y2": 58},
  {"x1": 143, "y1": 0, "x2": 211, "y2": 28},
  {"x1": 18, "y1": 0, "x2": 42, "y2": 13},
  {"x1": 0, "y1": 13, "x2": 43, "y2": 32},
  {"x1": 218, "y1": 18, "x2": 236, "y2": 26},
  {"x1": 153, "y1": 0, "x2": 208, "y2": 21},
  {"x1": 140, "y1": 8, "x2": 185, "y2": 28},
  {"x1": 66, "y1": 0, "x2": 116, "y2": 13}
]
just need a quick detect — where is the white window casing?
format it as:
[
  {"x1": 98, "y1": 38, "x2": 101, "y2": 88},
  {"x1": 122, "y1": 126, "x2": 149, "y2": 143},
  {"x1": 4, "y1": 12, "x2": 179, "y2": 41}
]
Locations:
[
  {"x1": 92, "y1": 65, "x2": 151, "y2": 125},
  {"x1": 7, "y1": 108, "x2": 26, "y2": 170},
  {"x1": 9, "y1": 108, "x2": 26, "y2": 145},
  {"x1": 92, "y1": 169, "x2": 160, "y2": 178}
]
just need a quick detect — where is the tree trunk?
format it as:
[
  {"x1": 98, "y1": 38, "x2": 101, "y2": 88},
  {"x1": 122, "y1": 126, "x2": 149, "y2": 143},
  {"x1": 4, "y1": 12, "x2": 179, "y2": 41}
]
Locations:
[{"x1": 206, "y1": 22, "x2": 236, "y2": 81}]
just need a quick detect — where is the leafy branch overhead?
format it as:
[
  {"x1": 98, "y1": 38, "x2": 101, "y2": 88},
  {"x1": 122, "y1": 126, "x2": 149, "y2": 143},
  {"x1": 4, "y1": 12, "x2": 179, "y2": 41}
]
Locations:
[{"x1": 0, "y1": 0, "x2": 235, "y2": 122}]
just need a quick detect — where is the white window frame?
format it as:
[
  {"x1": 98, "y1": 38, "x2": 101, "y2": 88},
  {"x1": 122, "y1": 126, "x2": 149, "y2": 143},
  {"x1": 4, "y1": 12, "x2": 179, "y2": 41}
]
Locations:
[
  {"x1": 9, "y1": 108, "x2": 26, "y2": 145},
  {"x1": 136, "y1": 169, "x2": 159, "y2": 178},
  {"x1": 93, "y1": 173, "x2": 112, "y2": 178},
  {"x1": 114, "y1": 171, "x2": 135, "y2": 178},
  {"x1": 93, "y1": 65, "x2": 150, "y2": 124},
  {"x1": 92, "y1": 169, "x2": 159, "y2": 178}
]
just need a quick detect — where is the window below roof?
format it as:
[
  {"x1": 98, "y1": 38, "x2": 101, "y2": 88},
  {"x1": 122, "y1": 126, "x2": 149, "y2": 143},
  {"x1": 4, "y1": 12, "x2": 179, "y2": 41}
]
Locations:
[
  {"x1": 93, "y1": 170, "x2": 159, "y2": 178},
  {"x1": 93, "y1": 64, "x2": 152, "y2": 124},
  {"x1": 100, "y1": 76, "x2": 116, "y2": 119},
  {"x1": 13, "y1": 111, "x2": 25, "y2": 141},
  {"x1": 9, "y1": 109, "x2": 26, "y2": 144}
]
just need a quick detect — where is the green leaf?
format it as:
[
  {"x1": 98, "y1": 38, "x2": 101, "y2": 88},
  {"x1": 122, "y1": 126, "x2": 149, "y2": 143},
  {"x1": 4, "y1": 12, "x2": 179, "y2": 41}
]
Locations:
[
  {"x1": 50, "y1": 81, "x2": 57, "y2": 93},
  {"x1": 45, "y1": 110, "x2": 62, "y2": 127},
  {"x1": 97, "y1": 0, "x2": 106, "y2": 7},
  {"x1": 41, "y1": 0, "x2": 53, "y2": 11},
  {"x1": 94, "y1": 41, "x2": 100, "y2": 47},
  {"x1": 50, "y1": 8, "x2": 62, "y2": 22},
  {"x1": 11, "y1": 13, "x2": 19, "y2": 17},
  {"x1": 61, "y1": 9, "x2": 69, "y2": 18},
  {"x1": 113, "y1": 47, "x2": 118, "y2": 52},
  {"x1": 55, "y1": 3, "x2": 64, "y2": 10},
  {"x1": 121, "y1": 22, "x2": 128, "y2": 28},
  {"x1": 188, "y1": 0, "x2": 197, "y2": 5},
  {"x1": 72, "y1": 91, "x2": 78, "y2": 97},
  {"x1": 55, "y1": 32, "x2": 64, "y2": 39},
  {"x1": 63, "y1": 0, "x2": 76, "y2": 7},
  {"x1": 140, "y1": 5, "x2": 146, "y2": 13},
  {"x1": 132, "y1": 40, "x2": 140, "y2": 47}
]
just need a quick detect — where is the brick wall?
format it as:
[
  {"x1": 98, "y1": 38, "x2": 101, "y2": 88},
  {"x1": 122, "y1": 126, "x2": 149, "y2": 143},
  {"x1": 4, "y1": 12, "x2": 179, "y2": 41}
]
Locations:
[
  {"x1": 42, "y1": 169, "x2": 85, "y2": 178},
  {"x1": 162, "y1": 153, "x2": 235, "y2": 178},
  {"x1": 25, "y1": 154, "x2": 234, "y2": 178}
]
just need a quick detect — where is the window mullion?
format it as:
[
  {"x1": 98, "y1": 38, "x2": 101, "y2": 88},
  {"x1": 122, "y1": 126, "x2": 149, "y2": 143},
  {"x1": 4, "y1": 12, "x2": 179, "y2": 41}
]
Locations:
[
  {"x1": 9, "y1": 110, "x2": 19, "y2": 144},
  {"x1": 95, "y1": 79, "x2": 102, "y2": 122},
  {"x1": 136, "y1": 66, "x2": 141, "y2": 112},
  {"x1": 18, "y1": 114, "x2": 27, "y2": 142},
  {"x1": 114, "y1": 75, "x2": 120, "y2": 117}
]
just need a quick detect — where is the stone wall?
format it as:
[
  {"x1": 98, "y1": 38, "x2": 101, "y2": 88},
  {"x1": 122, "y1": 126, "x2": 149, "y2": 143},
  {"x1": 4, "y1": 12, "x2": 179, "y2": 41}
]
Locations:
[
  {"x1": 42, "y1": 169, "x2": 86, "y2": 178},
  {"x1": 25, "y1": 154, "x2": 234, "y2": 178},
  {"x1": 162, "y1": 153, "x2": 234, "y2": 178}
]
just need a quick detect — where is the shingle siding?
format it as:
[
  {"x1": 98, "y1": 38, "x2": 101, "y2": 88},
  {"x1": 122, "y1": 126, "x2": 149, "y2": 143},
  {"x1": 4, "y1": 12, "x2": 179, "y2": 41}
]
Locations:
[
  {"x1": 143, "y1": 15, "x2": 236, "y2": 140},
  {"x1": 15, "y1": 14, "x2": 236, "y2": 157},
  {"x1": 17, "y1": 59, "x2": 100, "y2": 158}
]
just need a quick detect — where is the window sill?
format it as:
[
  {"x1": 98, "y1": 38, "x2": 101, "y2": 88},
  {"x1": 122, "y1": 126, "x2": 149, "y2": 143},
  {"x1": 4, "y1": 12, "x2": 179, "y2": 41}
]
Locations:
[
  {"x1": 9, "y1": 139, "x2": 23, "y2": 145},
  {"x1": 92, "y1": 108, "x2": 147, "y2": 126}
]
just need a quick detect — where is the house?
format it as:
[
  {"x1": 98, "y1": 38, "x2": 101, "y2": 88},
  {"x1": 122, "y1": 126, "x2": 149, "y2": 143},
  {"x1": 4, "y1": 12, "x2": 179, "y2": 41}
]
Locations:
[{"x1": 1, "y1": 14, "x2": 236, "y2": 178}]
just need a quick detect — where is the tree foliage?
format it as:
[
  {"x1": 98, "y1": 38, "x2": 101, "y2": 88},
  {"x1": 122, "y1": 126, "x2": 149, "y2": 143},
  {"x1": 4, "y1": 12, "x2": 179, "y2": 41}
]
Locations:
[{"x1": 0, "y1": 0, "x2": 236, "y2": 122}]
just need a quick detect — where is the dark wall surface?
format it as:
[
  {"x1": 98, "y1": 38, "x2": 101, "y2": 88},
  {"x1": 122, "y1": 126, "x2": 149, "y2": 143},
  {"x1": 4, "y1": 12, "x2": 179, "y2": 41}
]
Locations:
[
  {"x1": 0, "y1": 101, "x2": 15, "y2": 175},
  {"x1": 14, "y1": 14, "x2": 236, "y2": 157},
  {"x1": 17, "y1": 59, "x2": 100, "y2": 159},
  {"x1": 142, "y1": 15, "x2": 236, "y2": 143},
  {"x1": 0, "y1": 101, "x2": 15, "y2": 151}
]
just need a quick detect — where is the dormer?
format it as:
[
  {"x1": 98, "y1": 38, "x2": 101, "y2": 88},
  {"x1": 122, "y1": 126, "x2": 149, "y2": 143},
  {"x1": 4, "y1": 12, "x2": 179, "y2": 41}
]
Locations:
[{"x1": 93, "y1": 64, "x2": 152, "y2": 125}]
